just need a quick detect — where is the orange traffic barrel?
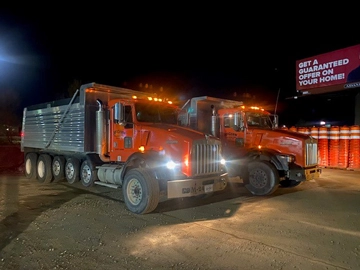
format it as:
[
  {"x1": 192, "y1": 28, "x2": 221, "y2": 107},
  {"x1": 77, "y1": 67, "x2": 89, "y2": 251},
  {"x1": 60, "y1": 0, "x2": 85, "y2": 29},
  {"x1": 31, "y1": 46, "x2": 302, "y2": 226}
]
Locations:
[
  {"x1": 318, "y1": 126, "x2": 329, "y2": 167},
  {"x1": 297, "y1": 127, "x2": 310, "y2": 135},
  {"x1": 310, "y1": 126, "x2": 319, "y2": 139},
  {"x1": 328, "y1": 126, "x2": 340, "y2": 167},
  {"x1": 338, "y1": 126, "x2": 350, "y2": 168},
  {"x1": 349, "y1": 125, "x2": 360, "y2": 169}
]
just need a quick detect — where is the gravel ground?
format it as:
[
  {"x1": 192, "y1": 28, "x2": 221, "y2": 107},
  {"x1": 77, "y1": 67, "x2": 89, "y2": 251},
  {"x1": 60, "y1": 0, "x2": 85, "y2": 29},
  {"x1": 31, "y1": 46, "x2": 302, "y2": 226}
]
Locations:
[{"x1": 1, "y1": 167, "x2": 360, "y2": 269}]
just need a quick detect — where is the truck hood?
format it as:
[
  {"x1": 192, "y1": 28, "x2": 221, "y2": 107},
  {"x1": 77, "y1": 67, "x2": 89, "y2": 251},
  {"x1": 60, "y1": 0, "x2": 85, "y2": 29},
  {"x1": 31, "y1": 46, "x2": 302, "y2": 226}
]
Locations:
[
  {"x1": 250, "y1": 127, "x2": 315, "y2": 147},
  {"x1": 272, "y1": 128, "x2": 312, "y2": 140},
  {"x1": 248, "y1": 128, "x2": 317, "y2": 166},
  {"x1": 140, "y1": 123, "x2": 222, "y2": 166}
]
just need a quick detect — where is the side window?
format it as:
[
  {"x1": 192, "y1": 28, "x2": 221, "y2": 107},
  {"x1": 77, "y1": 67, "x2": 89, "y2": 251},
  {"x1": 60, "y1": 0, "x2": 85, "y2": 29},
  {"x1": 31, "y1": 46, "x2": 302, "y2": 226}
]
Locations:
[
  {"x1": 124, "y1": 105, "x2": 133, "y2": 129},
  {"x1": 224, "y1": 113, "x2": 243, "y2": 131},
  {"x1": 160, "y1": 108, "x2": 178, "y2": 124},
  {"x1": 224, "y1": 115, "x2": 231, "y2": 128}
]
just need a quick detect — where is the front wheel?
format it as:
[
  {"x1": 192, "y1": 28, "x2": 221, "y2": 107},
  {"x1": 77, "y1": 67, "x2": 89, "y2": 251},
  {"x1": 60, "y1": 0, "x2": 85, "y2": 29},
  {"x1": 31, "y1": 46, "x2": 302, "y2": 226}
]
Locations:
[
  {"x1": 245, "y1": 160, "x2": 279, "y2": 196},
  {"x1": 122, "y1": 168, "x2": 160, "y2": 214}
]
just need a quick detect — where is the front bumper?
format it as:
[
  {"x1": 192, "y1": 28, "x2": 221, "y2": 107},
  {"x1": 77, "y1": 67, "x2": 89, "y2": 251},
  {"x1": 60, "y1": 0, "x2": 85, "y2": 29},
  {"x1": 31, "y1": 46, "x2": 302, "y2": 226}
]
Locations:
[
  {"x1": 304, "y1": 167, "x2": 322, "y2": 180},
  {"x1": 289, "y1": 166, "x2": 322, "y2": 182},
  {"x1": 167, "y1": 173, "x2": 228, "y2": 199}
]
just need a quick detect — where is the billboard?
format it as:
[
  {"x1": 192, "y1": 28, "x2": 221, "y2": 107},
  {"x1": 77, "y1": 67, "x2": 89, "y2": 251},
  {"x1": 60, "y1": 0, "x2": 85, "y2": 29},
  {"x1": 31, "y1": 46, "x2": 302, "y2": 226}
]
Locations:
[{"x1": 296, "y1": 44, "x2": 360, "y2": 95}]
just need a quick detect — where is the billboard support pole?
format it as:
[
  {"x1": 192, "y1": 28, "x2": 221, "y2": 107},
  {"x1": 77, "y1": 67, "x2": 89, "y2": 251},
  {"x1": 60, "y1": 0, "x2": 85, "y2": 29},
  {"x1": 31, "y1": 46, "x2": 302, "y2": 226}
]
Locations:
[{"x1": 274, "y1": 88, "x2": 280, "y2": 115}]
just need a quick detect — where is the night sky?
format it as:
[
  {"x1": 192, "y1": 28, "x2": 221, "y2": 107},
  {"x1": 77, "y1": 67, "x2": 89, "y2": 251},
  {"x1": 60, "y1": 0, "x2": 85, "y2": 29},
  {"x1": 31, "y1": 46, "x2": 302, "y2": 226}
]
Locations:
[{"x1": 1, "y1": 7, "x2": 359, "y2": 127}]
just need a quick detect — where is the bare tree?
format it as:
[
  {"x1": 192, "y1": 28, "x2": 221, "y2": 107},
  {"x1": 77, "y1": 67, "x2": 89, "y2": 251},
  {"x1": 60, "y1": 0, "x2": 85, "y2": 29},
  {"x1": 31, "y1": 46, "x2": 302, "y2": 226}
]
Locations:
[
  {"x1": 67, "y1": 79, "x2": 82, "y2": 98},
  {"x1": 0, "y1": 88, "x2": 21, "y2": 144}
]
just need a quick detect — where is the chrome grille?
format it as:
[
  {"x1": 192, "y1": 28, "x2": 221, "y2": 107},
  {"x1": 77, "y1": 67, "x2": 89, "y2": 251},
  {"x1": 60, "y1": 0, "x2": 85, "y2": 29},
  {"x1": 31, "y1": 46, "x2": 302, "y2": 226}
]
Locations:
[
  {"x1": 306, "y1": 141, "x2": 318, "y2": 166},
  {"x1": 192, "y1": 139, "x2": 221, "y2": 176}
]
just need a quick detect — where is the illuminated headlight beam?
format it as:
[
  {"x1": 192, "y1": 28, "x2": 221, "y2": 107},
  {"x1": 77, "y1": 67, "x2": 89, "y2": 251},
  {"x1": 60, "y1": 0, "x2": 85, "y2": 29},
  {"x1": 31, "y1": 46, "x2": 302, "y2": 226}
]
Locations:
[{"x1": 166, "y1": 161, "x2": 177, "y2": 170}]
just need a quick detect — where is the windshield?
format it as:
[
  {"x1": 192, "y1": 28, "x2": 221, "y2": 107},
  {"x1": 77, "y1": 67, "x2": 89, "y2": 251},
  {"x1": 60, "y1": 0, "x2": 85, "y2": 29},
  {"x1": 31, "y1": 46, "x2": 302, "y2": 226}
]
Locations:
[
  {"x1": 135, "y1": 102, "x2": 178, "y2": 124},
  {"x1": 245, "y1": 112, "x2": 272, "y2": 128}
]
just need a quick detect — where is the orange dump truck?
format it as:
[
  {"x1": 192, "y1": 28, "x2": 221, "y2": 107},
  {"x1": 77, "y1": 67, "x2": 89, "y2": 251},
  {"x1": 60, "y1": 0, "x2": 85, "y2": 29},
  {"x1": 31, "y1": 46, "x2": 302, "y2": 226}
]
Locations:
[
  {"x1": 21, "y1": 83, "x2": 228, "y2": 214},
  {"x1": 178, "y1": 96, "x2": 321, "y2": 196}
]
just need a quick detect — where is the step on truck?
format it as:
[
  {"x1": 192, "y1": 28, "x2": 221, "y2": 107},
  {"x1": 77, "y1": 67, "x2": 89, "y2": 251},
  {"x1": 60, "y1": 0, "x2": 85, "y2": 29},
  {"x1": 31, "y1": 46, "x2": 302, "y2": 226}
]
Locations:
[
  {"x1": 21, "y1": 83, "x2": 228, "y2": 214},
  {"x1": 178, "y1": 96, "x2": 321, "y2": 196}
]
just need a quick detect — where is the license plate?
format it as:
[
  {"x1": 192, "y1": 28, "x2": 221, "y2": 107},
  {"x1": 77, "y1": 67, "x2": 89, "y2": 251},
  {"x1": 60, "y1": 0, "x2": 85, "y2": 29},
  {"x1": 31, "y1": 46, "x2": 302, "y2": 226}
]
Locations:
[{"x1": 204, "y1": 184, "x2": 213, "y2": 193}]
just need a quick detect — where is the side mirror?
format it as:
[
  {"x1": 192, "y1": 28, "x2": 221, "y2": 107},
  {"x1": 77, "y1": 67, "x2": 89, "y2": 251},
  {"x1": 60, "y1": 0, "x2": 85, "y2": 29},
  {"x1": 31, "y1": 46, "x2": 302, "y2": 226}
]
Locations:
[
  {"x1": 272, "y1": 114, "x2": 279, "y2": 129},
  {"x1": 113, "y1": 102, "x2": 125, "y2": 124},
  {"x1": 233, "y1": 112, "x2": 244, "y2": 131}
]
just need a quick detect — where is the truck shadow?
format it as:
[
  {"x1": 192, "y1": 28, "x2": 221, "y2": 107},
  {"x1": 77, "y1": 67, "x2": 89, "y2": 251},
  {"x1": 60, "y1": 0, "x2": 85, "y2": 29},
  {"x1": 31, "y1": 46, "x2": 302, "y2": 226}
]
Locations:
[
  {"x1": 59, "y1": 179, "x2": 314, "y2": 217},
  {"x1": 0, "y1": 176, "x2": 90, "y2": 252},
  {"x1": 0, "y1": 175, "x2": 316, "y2": 253},
  {"x1": 154, "y1": 181, "x2": 310, "y2": 214}
]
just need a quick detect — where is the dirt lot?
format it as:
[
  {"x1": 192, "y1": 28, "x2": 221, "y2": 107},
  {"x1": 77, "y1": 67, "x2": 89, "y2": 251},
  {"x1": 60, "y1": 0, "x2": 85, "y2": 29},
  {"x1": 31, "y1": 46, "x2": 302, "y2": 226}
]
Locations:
[
  {"x1": 1, "y1": 166, "x2": 360, "y2": 269},
  {"x1": 0, "y1": 144, "x2": 23, "y2": 171},
  {"x1": 1, "y1": 146, "x2": 360, "y2": 269}
]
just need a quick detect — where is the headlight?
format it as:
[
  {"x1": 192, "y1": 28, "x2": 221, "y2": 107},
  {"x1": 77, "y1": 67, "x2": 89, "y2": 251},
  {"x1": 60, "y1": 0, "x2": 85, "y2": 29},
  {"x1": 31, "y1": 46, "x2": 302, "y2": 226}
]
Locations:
[
  {"x1": 220, "y1": 158, "x2": 226, "y2": 165},
  {"x1": 279, "y1": 155, "x2": 295, "y2": 163},
  {"x1": 166, "y1": 160, "x2": 177, "y2": 169}
]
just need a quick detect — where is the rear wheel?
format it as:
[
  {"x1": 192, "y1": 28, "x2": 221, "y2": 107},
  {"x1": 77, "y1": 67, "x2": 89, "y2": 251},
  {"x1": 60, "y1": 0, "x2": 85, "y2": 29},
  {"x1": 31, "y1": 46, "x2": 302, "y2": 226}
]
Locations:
[
  {"x1": 123, "y1": 168, "x2": 159, "y2": 214},
  {"x1": 80, "y1": 160, "x2": 97, "y2": 187},
  {"x1": 65, "y1": 157, "x2": 80, "y2": 184},
  {"x1": 245, "y1": 160, "x2": 279, "y2": 196},
  {"x1": 37, "y1": 154, "x2": 53, "y2": 183},
  {"x1": 25, "y1": 153, "x2": 38, "y2": 180},
  {"x1": 52, "y1": 156, "x2": 65, "y2": 182}
]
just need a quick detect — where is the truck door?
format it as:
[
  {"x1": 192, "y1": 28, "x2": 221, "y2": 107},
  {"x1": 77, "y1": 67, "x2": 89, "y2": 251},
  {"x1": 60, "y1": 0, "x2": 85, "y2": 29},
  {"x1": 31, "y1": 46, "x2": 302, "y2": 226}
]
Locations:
[
  {"x1": 244, "y1": 113, "x2": 264, "y2": 148},
  {"x1": 111, "y1": 104, "x2": 135, "y2": 162},
  {"x1": 221, "y1": 112, "x2": 248, "y2": 157}
]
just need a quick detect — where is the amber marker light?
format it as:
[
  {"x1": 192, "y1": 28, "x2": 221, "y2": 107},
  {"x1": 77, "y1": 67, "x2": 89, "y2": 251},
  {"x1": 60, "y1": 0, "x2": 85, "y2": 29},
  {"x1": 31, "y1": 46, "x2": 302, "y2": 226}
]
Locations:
[{"x1": 182, "y1": 154, "x2": 190, "y2": 176}]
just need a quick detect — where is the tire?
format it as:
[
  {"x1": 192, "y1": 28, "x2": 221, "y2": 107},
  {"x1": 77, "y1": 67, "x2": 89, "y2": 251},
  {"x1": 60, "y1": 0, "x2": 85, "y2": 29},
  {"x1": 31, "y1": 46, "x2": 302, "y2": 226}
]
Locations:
[
  {"x1": 52, "y1": 156, "x2": 66, "y2": 182},
  {"x1": 122, "y1": 168, "x2": 160, "y2": 214},
  {"x1": 25, "y1": 153, "x2": 38, "y2": 180},
  {"x1": 245, "y1": 160, "x2": 279, "y2": 196},
  {"x1": 65, "y1": 157, "x2": 80, "y2": 184},
  {"x1": 80, "y1": 160, "x2": 98, "y2": 187},
  {"x1": 36, "y1": 154, "x2": 53, "y2": 183},
  {"x1": 280, "y1": 179, "x2": 302, "y2": 188}
]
